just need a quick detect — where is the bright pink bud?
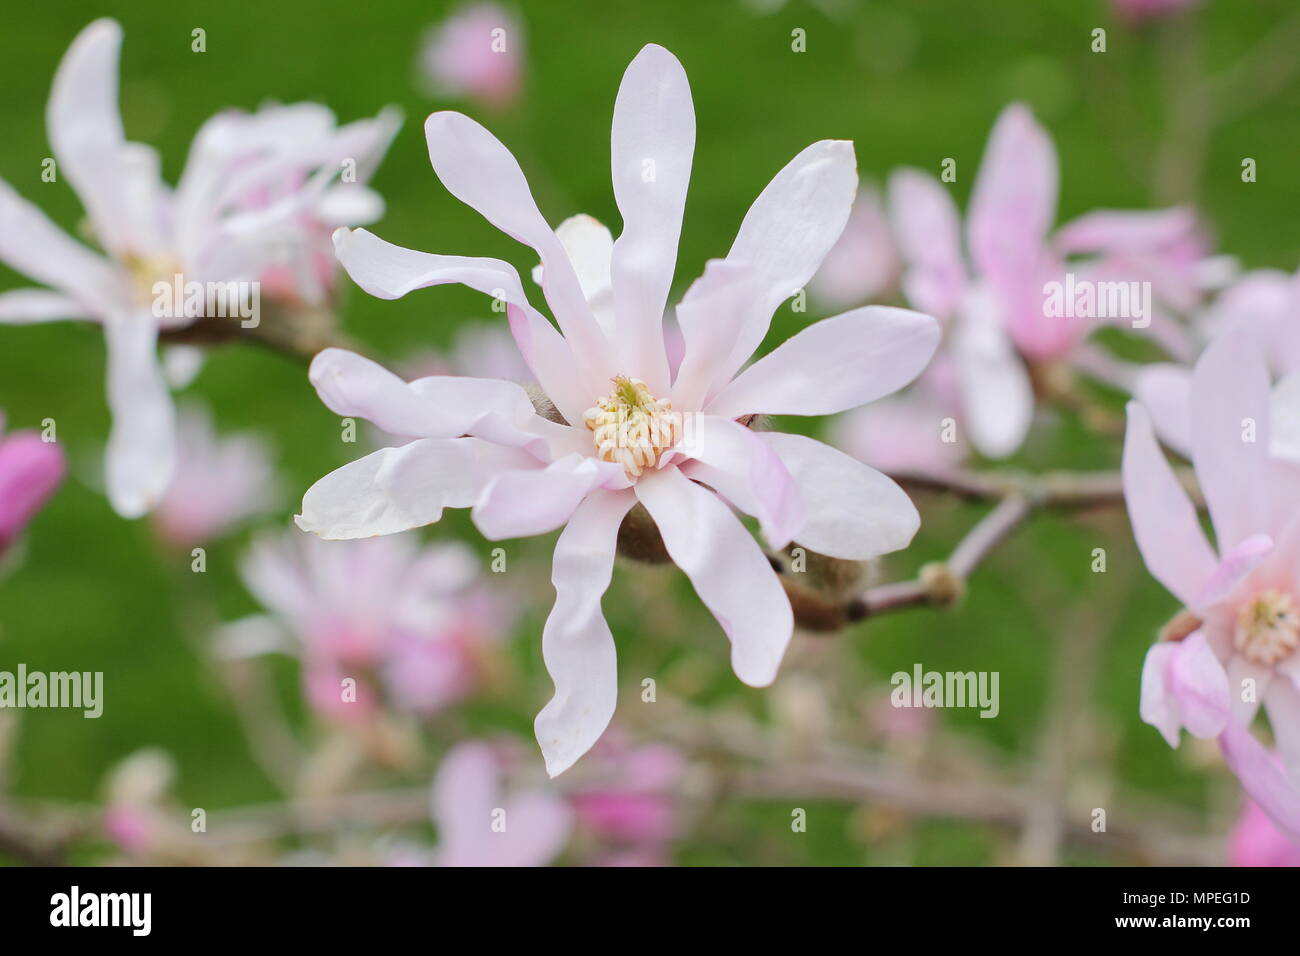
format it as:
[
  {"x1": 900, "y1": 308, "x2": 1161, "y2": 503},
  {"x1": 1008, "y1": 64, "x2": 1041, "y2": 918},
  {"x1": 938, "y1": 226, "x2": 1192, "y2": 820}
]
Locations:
[{"x1": 0, "y1": 430, "x2": 65, "y2": 554}]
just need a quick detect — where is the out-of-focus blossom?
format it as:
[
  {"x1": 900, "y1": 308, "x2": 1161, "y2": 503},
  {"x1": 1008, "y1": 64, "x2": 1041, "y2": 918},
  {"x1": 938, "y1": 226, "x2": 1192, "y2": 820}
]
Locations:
[
  {"x1": 1136, "y1": 268, "x2": 1300, "y2": 458},
  {"x1": 401, "y1": 322, "x2": 536, "y2": 383},
  {"x1": 810, "y1": 185, "x2": 900, "y2": 309},
  {"x1": 151, "y1": 404, "x2": 277, "y2": 549},
  {"x1": 431, "y1": 741, "x2": 572, "y2": 866},
  {"x1": 567, "y1": 731, "x2": 683, "y2": 865},
  {"x1": 1112, "y1": 0, "x2": 1202, "y2": 24},
  {"x1": 306, "y1": 45, "x2": 939, "y2": 775},
  {"x1": 102, "y1": 749, "x2": 175, "y2": 857},
  {"x1": 0, "y1": 415, "x2": 65, "y2": 558},
  {"x1": 418, "y1": 3, "x2": 524, "y2": 109},
  {"x1": 0, "y1": 20, "x2": 396, "y2": 517},
  {"x1": 889, "y1": 103, "x2": 1210, "y2": 458},
  {"x1": 1230, "y1": 796, "x2": 1300, "y2": 866},
  {"x1": 219, "y1": 530, "x2": 504, "y2": 723},
  {"x1": 1123, "y1": 332, "x2": 1300, "y2": 839}
]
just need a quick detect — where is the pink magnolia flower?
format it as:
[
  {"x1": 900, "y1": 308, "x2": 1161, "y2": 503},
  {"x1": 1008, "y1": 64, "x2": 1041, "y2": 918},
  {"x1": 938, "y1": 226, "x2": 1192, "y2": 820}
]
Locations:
[
  {"x1": 431, "y1": 741, "x2": 572, "y2": 867},
  {"x1": 889, "y1": 103, "x2": 1207, "y2": 458},
  {"x1": 0, "y1": 415, "x2": 65, "y2": 558},
  {"x1": 1123, "y1": 331, "x2": 1300, "y2": 839},
  {"x1": 809, "y1": 185, "x2": 900, "y2": 309},
  {"x1": 418, "y1": 3, "x2": 523, "y2": 109},
  {"x1": 219, "y1": 530, "x2": 499, "y2": 723},
  {"x1": 301, "y1": 45, "x2": 939, "y2": 775},
  {"x1": 1230, "y1": 797, "x2": 1300, "y2": 867},
  {"x1": 151, "y1": 403, "x2": 277, "y2": 549},
  {"x1": 0, "y1": 20, "x2": 395, "y2": 517}
]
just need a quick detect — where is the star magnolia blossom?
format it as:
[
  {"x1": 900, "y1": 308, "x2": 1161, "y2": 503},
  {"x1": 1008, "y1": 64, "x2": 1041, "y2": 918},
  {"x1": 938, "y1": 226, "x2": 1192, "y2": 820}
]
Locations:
[
  {"x1": 299, "y1": 44, "x2": 940, "y2": 774},
  {"x1": 418, "y1": 2, "x2": 524, "y2": 108},
  {"x1": 888, "y1": 102, "x2": 1207, "y2": 458},
  {"x1": 0, "y1": 19, "x2": 396, "y2": 518},
  {"x1": 0, "y1": 413, "x2": 66, "y2": 559},
  {"x1": 1124, "y1": 332, "x2": 1300, "y2": 838},
  {"x1": 219, "y1": 531, "x2": 498, "y2": 723}
]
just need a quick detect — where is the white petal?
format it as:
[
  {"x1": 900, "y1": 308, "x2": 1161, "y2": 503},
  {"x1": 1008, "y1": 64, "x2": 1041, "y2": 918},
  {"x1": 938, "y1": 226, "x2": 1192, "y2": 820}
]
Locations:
[
  {"x1": 472, "y1": 454, "x2": 616, "y2": 540},
  {"x1": 0, "y1": 289, "x2": 92, "y2": 324},
  {"x1": 951, "y1": 284, "x2": 1035, "y2": 459},
  {"x1": 103, "y1": 314, "x2": 176, "y2": 518}
]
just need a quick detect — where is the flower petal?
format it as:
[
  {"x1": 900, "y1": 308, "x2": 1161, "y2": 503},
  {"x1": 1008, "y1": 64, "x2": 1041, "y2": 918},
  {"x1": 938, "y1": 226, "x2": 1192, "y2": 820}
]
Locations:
[
  {"x1": 760, "y1": 431, "x2": 921, "y2": 560},
  {"x1": 0, "y1": 289, "x2": 92, "y2": 324},
  {"x1": 1266, "y1": 679, "x2": 1300, "y2": 788},
  {"x1": 1122, "y1": 401, "x2": 1217, "y2": 608},
  {"x1": 472, "y1": 454, "x2": 618, "y2": 540},
  {"x1": 1169, "y1": 630, "x2": 1231, "y2": 739},
  {"x1": 1191, "y1": 331, "x2": 1272, "y2": 550},
  {"x1": 608, "y1": 44, "x2": 694, "y2": 395},
  {"x1": 534, "y1": 489, "x2": 635, "y2": 777},
  {"x1": 1219, "y1": 721, "x2": 1300, "y2": 843},
  {"x1": 670, "y1": 259, "x2": 767, "y2": 411},
  {"x1": 1139, "y1": 642, "x2": 1182, "y2": 748},
  {"x1": 887, "y1": 168, "x2": 966, "y2": 320},
  {"x1": 707, "y1": 306, "x2": 939, "y2": 420},
  {"x1": 103, "y1": 314, "x2": 175, "y2": 519},
  {"x1": 635, "y1": 465, "x2": 792, "y2": 686},
  {"x1": 951, "y1": 284, "x2": 1035, "y2": 459},
  {"x1": 1133, "y1": 362, "x2": 1193, "y2": 458}
]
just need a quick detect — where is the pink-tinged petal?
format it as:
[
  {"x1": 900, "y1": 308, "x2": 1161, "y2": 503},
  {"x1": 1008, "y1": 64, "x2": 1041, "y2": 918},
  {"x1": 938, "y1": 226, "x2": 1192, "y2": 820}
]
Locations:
[
  {"x1": 103, "y1": 315, "x2": 175, "y2": 518},
  {"x1": 45, "y1": 19, "x2": 134, "y2": 257},
  {"x1": 670, "y1": 259, "x2": 766, "y2": 411},
  {"x1": 1133, "y1": 362, "x2": 1192, "y2": 458},
  {"x1": 1053, "y1": 207, "x2": 1199, "y2": 256},
  {"x1": 535, "y1": 489, "x2": 635, "y2": 777},
  {"x1": 1228, "y1": 799, "x2": 1300, "y2": 867},
  {"x1": 0, "y1": 289, "x2": 92, "y2": 324},
  {"x1": 473, "y1": 454, "x2": 618, "y2": 540},
  {"x1": 635, "y1": 466, "x2": 792, "y2": 686},
  {"x1": 1219, "y1": 721, "x2": 1300, "y2": 843},
  {"x1": 1139, "y1": 643, "x2": 1183, "y2": 747},
  {"x1": 706, "y1": 306, "x2": 940, "y2": 420},
  {"x1": 418, "y1": 2, "x2": 524, "y2": 109},
  {"x1": 1191, "y1": 332, "x2": 1272, "y2": 551},
  {"x1": 608, "y1": 44, "x2": 694, "y2": 395},
  {"x1": 332, "y1": 227, "x2": 594, "y2": 424},
  {"x1": 432, "y1": 742, "x2": 574, "y2": 867},
  {"x1": 0, "y1": 177, "x2": 121, "y2": 308},
  {"x1": 1170, "y1": 631, "x2": 1232, "y2": 738},
  {"x1": 1122, "y1": 402, "x2": 1217, "y2": 608},
  {"x1": 1226, "y1": 654, "x2": 1272, "y2": 726},
  {"x1": 1195, "y1": 533, "x2": 1273, "y2": 610},
  {"x1": 829, "y1": 385, "x2": 968, "y2": 476},
  {"x1": 295, "y1": 437, "x2": 534, "y2": 539},
  {"x1": 721, "y1": 139, "x2": 858, "y2": 368},
  {"x1": 950, "y1": 285, "x2": 1034, "y2": 459},
  {"x1": 678, "y1": 415, "x2": 802, "y2": 549},
  {"x1": 966, "y1": 103, "x2": 1058, "y2": 290},
  {"x1": 545, "y1": 215, "x2": 614, "y2": 333},
  {"x1": 886, "y1": 168, "x2": 966, "y2": 320},
  {"x1": 423, "y1": 111, "x2": 610, "y2": 376},
  {"x1": 1266, "y1": 680, "x2": 1300, "y2": 788},
  {"x1": 760, "y1": 432, "x2": 920, "y2": 560},
  {"x1": 810, "y1": 185, "x2": 900, "y2": 310},
  {"x1": 0, "y1": 431, "x2": 65, "y2": 551},
  {"x1": 1271, "y1": 372, "x2": 1300, "y2": 464}
]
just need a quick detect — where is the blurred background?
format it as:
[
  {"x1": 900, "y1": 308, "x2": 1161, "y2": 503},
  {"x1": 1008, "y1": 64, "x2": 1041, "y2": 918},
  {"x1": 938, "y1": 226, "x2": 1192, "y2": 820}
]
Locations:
[{"x1": 0, "y1": 0, "x2": 1298, "y2": 865}]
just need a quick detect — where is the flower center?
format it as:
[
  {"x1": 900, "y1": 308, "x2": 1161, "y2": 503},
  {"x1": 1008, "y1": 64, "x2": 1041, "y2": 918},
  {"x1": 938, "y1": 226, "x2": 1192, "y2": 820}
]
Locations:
[
  {"x1": 1234, "y1": 590, "x2": 1300, "y2": 667},
  {"x1": 583, "y1": 376, "x2": 681, "y2": 479},
  {"x1": 124, "y1": 254, "x2": 180, "y2": 306}
]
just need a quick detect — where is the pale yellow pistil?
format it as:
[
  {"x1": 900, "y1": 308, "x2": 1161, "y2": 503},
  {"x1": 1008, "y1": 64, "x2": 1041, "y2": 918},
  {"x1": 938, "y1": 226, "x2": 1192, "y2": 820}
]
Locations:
[
  {"x1": 124, "y1": 253, "x2": 181, "y2": 306},
  {"x1": 583, "y1": 375, "x2": 682, "y2": 479},
  {"x1": 1234, "y1": 590, "x2": 1300, "y2": 667}
]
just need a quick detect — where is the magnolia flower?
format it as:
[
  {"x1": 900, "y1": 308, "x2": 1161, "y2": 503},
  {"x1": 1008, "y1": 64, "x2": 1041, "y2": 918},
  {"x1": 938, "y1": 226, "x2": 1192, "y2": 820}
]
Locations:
[
  {"x1": 418, "y1": 2, "x2": 523, "y2": 108},
  {"x1": 1123, "y1": 331, "x2": 1300, "y2": 838},
  {"x1": 302, "y1": 44, "x2": 940, "y2": 774},
  {"x1": 151, "y1": 403, "x2": 277, "y2": 549},
  {"x1": 0, "y1": 19, "x2": 395, "y2": 517},
  {"x1": 218, "y1": 531, "x2": 499, "y2": 722},
  {"x1": 889, "y1": 103, "x2": 1207, "y2": 458},
  {"x1": 1230, "y1": 797, "x2": 1300, "y2": 866},
  {"x1": 431, "y1": 741, "x2": 572, "y2": 867},
  {"x1": 809, "y1": 185, "x2": 900, "y2": 309},
  {"x1": 0, "y1": 414, "x2": 65, "y2": 559}
]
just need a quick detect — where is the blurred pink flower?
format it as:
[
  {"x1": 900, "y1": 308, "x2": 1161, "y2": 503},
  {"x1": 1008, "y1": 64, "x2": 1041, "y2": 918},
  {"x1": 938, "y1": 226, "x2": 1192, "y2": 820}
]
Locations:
[
  {"x1": 0, "y1": 20, "x2": 395, "y2": 517},
  {"x1": 1112, "y1": 0, "x2": 1201, "y2": 24},
  {"x1": 570, "y1": 732, "x2": 683, "y2": 851},
  {"x1": 1230, "y1": 797, "x2": 1300, "y2": 867},
  {"x1": 305, "y1": 45, "x2": 939, "y2": 774},
  {"x1": 810, "y1": 185, "x2": 900, "y2": 309},
  {"x1": 0, "y1": 417, "x2": 65, "y2": 558},
  {"x1": 151, "y1": 404, "x2": 277, "y2": 549},
  {"x1": 221, "y1": 530, "x2": 501, "y2": 723},
  {"x1": 1124, "y1": 332, "x2": 1300, "y2": 839},
  {"x1": 889, "y1": 103, "x2": 1208, "y2": 458},
  {"x1": 431, "y1": 741, "x2": 572, "y2": 866},
  {"x1": 418, "y1": 3, "x2": 524, "y2": 109}
]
